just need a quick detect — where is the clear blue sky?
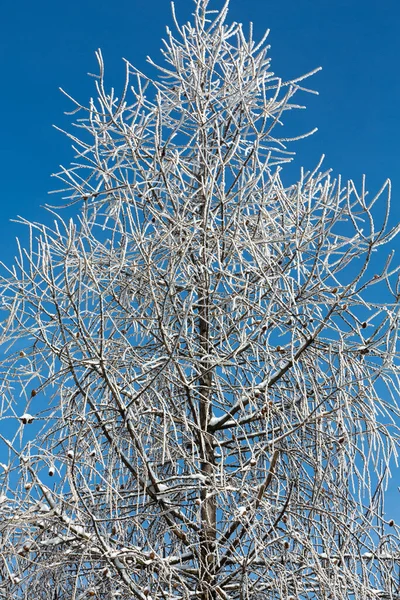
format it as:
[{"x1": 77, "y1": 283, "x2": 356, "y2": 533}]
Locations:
[
  {"x1": 0, "y1": 1, "x2": 399, "y2": 507},
  {"x1": 0, "y1": 0, "x2": 398, "y2": 244}
]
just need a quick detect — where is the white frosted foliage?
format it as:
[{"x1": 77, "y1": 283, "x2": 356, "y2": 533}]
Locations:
[{"x1": 0, "y1": 1, "x2": 398, "y2": 599}]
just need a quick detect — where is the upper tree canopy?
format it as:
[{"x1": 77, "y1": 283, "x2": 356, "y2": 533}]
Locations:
[{"x1": 0, "y1": 1, "x2": 399, "y2": 599}]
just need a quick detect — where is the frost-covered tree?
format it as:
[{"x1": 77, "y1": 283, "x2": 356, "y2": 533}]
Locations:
[{"x1": 0, "y1": 1, "x2": 399, "y2": 598}]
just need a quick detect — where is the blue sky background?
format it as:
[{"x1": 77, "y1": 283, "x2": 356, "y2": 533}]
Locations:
[
  {"x1": 0, "y1": 0, "x2": 399, "y2": 513},
  {"x1": 0, "y1": 0, "x2": 399, "y2": 246}
]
